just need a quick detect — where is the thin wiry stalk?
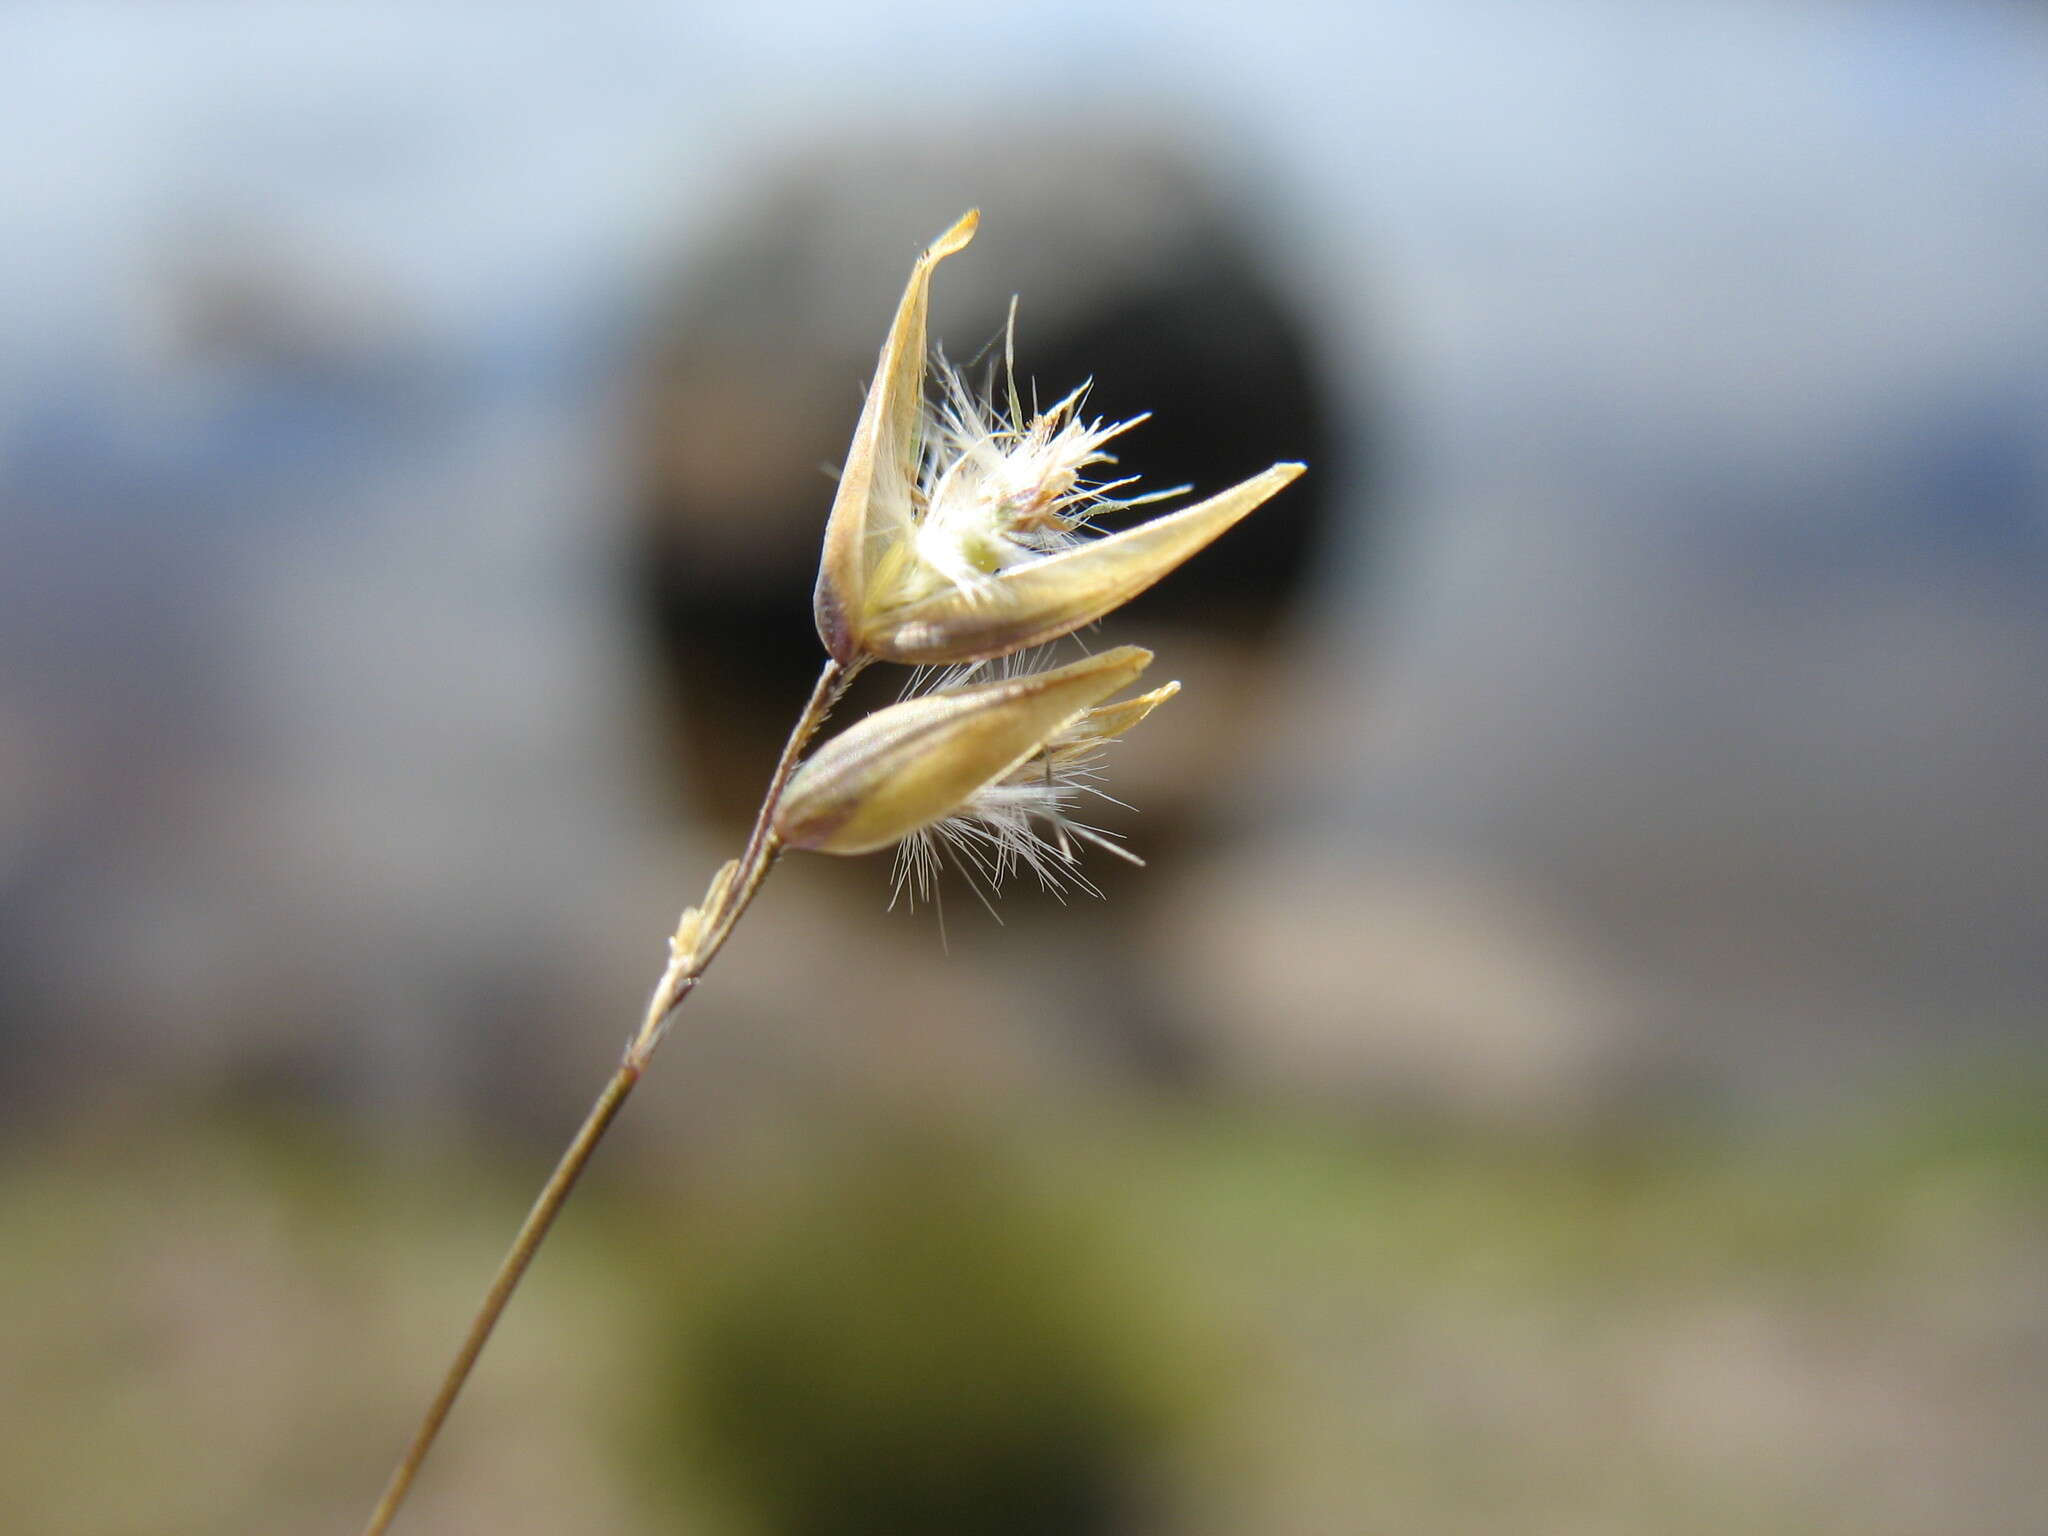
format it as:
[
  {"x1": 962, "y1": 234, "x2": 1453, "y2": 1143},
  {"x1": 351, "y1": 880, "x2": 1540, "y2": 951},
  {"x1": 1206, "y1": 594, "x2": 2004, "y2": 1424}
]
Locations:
[
  {"x1": 358, "y1": 656, "x2": 861, "y2": 1536},
  {"x1": 356, "y1": 1060, "x2": 640, "y2": 1536}
]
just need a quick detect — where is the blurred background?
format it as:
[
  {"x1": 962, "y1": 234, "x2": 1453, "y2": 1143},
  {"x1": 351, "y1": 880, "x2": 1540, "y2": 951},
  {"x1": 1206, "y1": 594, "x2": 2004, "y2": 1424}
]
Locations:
[{"x1": 4, "y1": 3, "x2": 2046, "y2": 1532}]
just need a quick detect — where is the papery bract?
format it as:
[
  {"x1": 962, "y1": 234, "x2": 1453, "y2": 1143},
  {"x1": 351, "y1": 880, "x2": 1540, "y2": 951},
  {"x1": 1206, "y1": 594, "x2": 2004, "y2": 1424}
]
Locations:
[
  {"x1": 868, "y1": 462, "x2": 1304, "y2": 664},
  {"x1": 773, "y1": 646, "x2": 1152, "y2": 856},
  {"x1": 813, "y1": 210, "x2": 979, "y2": 663}
]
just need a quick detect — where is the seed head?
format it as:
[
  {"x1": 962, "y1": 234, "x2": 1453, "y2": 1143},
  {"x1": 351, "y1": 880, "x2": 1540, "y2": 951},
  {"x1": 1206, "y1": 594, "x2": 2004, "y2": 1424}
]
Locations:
[
  {"x1": 813, "y1": 211, "x2": 1304, "y2": 666},
  {"x1": 773, "y1": 646, "x2": 1154, "y2": 858}
]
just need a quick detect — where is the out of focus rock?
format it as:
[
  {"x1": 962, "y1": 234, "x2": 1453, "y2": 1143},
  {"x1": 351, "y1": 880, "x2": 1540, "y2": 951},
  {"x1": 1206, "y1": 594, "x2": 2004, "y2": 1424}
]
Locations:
[{"x1": 1157, "y1": 848, "x2": 1648, "y2": 1126}]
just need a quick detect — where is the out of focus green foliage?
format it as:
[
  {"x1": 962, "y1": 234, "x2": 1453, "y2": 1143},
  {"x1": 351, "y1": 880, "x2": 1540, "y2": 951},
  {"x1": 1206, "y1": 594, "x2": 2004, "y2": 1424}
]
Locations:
[
  {"x1": 4, "y1": 1080, "x2": 2044, "y2": 1534},
  {"x1": 638, "y1": 1129, "x2": 1183, "y2": 1536}
]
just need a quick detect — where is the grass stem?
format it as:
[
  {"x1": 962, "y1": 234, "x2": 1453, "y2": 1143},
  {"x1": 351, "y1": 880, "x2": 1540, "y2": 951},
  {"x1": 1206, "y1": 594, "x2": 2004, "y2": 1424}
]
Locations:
[{"x1": 358, "y1": 656, "x2": 860, "y2": 1535}]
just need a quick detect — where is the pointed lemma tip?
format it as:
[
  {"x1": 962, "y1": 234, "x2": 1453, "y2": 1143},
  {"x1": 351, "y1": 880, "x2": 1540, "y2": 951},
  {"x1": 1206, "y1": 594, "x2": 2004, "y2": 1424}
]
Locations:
[{"x1": 932, "y1": 209, "x2": 980, "y2": 256}]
